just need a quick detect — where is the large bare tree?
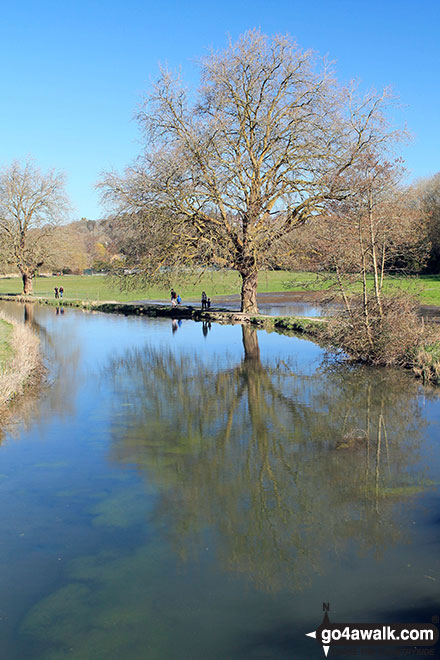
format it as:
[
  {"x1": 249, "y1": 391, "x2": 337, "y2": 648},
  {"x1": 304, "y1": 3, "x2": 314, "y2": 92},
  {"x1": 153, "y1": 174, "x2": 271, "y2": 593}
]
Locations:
[
  {"x1": 416, "y1": 172, "x2": 440, "y2": 271},
  {"x1": 101, "y1": 30, "x2": 399, "y2": 313},
  {"x1": 0, "y1": 160, "x2": 70, "y2": 293}
]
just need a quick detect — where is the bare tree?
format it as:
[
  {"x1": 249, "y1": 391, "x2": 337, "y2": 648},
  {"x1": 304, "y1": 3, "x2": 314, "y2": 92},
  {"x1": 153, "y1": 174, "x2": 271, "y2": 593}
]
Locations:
[
  {"x1": 314, "y1": 152, "x2": 431, "y2": 364},
  {"x1": 415, "y1": 172, "x2": 440, "y2": 271},
  {"x1": 0, "y1": 160, "x2": 70, "y2": 293},
  {"x1": 101, "y1": 30, "x2": 401, "y2": 312}
]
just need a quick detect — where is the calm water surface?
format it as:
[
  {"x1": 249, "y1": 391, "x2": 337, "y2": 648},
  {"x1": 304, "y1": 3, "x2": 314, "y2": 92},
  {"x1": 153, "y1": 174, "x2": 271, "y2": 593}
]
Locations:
[{"x1": 0, "y1": 302, "x2": 439, "y2": 660}]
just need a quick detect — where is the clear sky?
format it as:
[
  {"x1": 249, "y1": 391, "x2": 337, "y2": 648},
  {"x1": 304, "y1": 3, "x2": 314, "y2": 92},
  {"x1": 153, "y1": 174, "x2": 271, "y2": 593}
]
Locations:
[{"x1": 1, "y1": 0, "x2": 439, "y2": 219}]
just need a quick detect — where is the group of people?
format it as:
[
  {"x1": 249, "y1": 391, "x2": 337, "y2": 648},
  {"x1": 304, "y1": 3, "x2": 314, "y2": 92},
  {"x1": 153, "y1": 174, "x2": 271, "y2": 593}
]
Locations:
[
  {"x1": 170, "y1": 289, "x2": 211, "y2": 310},
  {"x1": 201, "y1": 291, "x2": 211, "y2": 310},
  {"x1": 170, "y1": 289, "x2": 182, "y2": 307},
  {"x1": 54, "y1": 286, "x2": 64, "y2": 299}
]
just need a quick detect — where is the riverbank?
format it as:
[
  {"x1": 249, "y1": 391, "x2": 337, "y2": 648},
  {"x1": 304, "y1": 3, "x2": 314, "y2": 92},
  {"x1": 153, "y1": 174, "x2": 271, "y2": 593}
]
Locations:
[{"x1": 0, "y1": 312, "x2": 41, "y2": 408}]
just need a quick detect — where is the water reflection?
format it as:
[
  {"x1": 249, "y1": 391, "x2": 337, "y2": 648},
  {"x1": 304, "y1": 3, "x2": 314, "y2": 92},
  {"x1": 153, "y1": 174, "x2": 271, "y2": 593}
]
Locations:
[
  {"x1": 107, "y1": 326, "x2": 430, "y2": 592},
  {"x1": 3, "y1": 301, "x2": 81, "y2": 422},
  {"x1": 202, "y1": 320, "x2": 212, "y2": 337},
  {"x1": 0, "y1": 305, "x2": 438, "y2": 659},
  {"x1": 0, "y1": 380, "x2": 46, "y2": 445},
  {"x1": 0, "y1": 304, "x2": 47, "y2": 443}
]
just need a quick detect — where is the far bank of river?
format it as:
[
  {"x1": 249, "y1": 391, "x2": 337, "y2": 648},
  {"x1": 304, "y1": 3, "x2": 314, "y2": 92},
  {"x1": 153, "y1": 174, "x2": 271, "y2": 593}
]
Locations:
[
  {"x1": 0, "y1": 292, "x2": 326, "y2": 336},
  {"x1": 3, "y1": 287, "x2": 440, "y2": 320}
]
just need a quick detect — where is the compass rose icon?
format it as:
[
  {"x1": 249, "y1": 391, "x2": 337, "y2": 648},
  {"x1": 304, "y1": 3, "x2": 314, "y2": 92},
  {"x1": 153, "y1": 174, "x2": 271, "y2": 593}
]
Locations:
[{"x1": 306, "y1": 610, "x2": 331, "y2": 657}]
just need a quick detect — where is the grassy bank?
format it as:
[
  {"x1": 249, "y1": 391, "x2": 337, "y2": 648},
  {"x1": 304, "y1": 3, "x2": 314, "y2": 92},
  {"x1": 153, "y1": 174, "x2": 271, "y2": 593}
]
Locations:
[
  {"x1": 0, "y1": 319, "x2": 14, "y2": 369},
  {"x1": 1, "y1": 271, "x2": 440, "y2": 305},
  {"x1": 0, "y1": 313, "x2": 41, "y2": 407}
]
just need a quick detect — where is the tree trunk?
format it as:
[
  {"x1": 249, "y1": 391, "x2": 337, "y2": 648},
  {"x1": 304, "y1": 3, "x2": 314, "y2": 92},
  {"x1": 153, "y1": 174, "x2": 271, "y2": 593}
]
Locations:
[
  {"x1": 379, "y1": 243, "x2": 386, "y2": 290},
  {"x1": 240, "y1": 270, "x2": 258, "y2": 314},
  {"x1": 358, "y1": 220, "x2": 374, "y2": 350},
  {"x1": 368, "y1": 190, "x2": 383, "y2": 318},
  {"x1": 22, "y1": 272, "x2": 33, "y2": 295},
  {"x1": 361, "y1": 253, "x2": 374, "y2": 350},
  {"x1": 370, "y1": 232, "x2": 383, "y2": 318},
  {"x1": 335, "y1": 263, "x2": 352, "y2": 316}
]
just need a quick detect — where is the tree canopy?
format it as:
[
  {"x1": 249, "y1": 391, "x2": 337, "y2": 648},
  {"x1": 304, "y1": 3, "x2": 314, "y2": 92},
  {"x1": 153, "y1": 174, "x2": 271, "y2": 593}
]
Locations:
[
  {"x1": 0, "y1": 160, "x2": 70, "y2": 293},
  {"x1": 101, "y1": 30, "x2": 400, "y2": 312}
]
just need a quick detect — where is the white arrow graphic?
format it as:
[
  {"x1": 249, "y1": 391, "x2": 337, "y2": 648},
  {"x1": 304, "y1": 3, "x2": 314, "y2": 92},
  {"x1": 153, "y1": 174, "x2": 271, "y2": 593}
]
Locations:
[{"x1": 306, "y1": 627, "x2": 331, "y2": 656}]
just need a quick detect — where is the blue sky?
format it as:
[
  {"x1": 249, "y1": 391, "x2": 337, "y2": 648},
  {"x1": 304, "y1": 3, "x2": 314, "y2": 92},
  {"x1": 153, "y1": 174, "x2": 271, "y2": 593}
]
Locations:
[{"x1": 1, "y1": 0, "x2": 439, "y2": 219}]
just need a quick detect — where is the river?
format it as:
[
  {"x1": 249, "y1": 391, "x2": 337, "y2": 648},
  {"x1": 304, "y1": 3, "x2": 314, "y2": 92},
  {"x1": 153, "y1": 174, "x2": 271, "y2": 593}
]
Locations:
[{"x1": 0, "y1": 301, "x2": 439, "y2": 659}]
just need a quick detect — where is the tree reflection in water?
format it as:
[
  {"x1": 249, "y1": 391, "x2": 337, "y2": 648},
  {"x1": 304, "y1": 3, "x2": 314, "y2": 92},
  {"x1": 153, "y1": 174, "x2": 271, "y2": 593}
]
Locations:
[
  {"x1": 107, "y1": 326, "x2": 430, "y2": 592},
  {"x1": 0, "y1": 302, "x2": 83, "y2": 443}
]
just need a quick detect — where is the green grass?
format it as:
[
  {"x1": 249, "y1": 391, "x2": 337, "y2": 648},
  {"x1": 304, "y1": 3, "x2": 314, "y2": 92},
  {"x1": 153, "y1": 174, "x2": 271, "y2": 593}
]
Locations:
[
  {"x1": 0, "y1": 319, "x2": 13, "y2": 370},
  {"x1": 0, "y1": 271, "x2": 323, "y2": 303},
  {"x1": 279, "y1": 272, "x2": 440, "y2": 306},
  {"x1": 0, "y1": 271, "x2": 440, "y2": 305}
]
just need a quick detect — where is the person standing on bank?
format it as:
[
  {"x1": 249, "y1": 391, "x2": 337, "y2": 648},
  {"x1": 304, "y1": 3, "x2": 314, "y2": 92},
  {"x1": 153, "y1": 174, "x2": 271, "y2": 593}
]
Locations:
[
  {"x1": 59, "y1": 286, "x2": 64, "y2": 299},
  {"x1": 54, "y1": 287, "x2": 59, "y2": 299},
  {"x1": 201, "y1": 291, "x2": 207, "y2": 310}
]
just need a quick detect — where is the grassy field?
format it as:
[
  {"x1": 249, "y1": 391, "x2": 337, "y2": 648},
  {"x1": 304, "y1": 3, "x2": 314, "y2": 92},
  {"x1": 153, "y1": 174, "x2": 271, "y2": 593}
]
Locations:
[
  {"x1": 0, "y1": 271, "x2": 440, "y2": 305},
  {"x1": 0, "y1": 271, "x2": 325, "y2": 303}
]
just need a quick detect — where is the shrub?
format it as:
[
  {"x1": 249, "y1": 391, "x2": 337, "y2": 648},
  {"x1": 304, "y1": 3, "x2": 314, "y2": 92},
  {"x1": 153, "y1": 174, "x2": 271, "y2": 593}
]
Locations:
[{"x1": 324, "y1": 294, "x2": 426, "y2": 367}]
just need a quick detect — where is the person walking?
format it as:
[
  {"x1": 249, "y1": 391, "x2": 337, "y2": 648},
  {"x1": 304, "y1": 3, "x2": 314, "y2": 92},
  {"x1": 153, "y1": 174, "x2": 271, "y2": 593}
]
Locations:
[
  {"x1": 201, "y1": 291, "x2": 207, "y2": 310},
  {"x1": 59, "y1": 286, "x2": 64, "y2": 299}
]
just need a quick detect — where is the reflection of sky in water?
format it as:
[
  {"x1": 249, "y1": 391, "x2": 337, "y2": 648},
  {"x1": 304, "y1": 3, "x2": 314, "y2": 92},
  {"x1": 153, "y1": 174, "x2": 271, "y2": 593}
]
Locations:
[
  {"x1": 0, "y1": 301, "x2": 439, "y2": 660},
  {"x1": 217, "y1": 300, "x2": 325, "y2": 317},
  {"x1": 257, "y1": 302, "x2": 322, "y2": 316}
]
